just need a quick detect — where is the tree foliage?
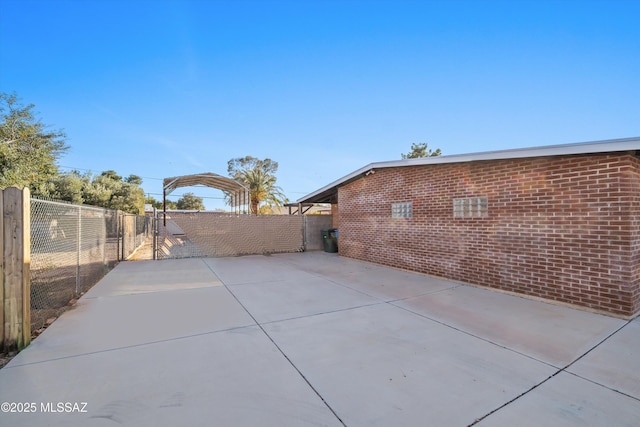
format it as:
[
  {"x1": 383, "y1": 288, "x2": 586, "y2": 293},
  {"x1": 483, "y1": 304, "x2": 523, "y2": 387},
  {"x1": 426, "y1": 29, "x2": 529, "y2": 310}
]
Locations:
[
  {"x1": 176, "y1": 192, "x2": 205, "y2": 210},
  {"x1": 46, "y1": 170, "x2": 87, "y2": 204},
  {"x1": 85, "y1": 171, "x2": 145, "y2": 213},
  {"x1": 146, "y1": 196, "x2": 177, "y2": 210},
  {"x1": 0, "y1": 92, "x2": 147, "y2": 213},
  {"x1": 46, "y1": 169, "x2": 145, "y2": 214},
  {"x1": 0, "y1": 92, "x2": 68, "y2": 194},
  {"x1": 401, "y1": 142, "x2": 442, "y2": 159},
  {"x1": 227, "y1": 156, "x2": 287, "y2": 214},
  {"x1": 227, "y1": 156, "x2": 279, "y2": 178}
]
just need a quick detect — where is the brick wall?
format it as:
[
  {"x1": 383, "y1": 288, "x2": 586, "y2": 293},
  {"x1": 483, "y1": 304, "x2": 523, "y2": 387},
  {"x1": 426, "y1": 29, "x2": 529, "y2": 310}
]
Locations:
[
  {"x1": 338, "y1": 152, "x2": 640, "y2": 317},
  {"x1": 629, "y1": 155, "x2": 640, "y2": 313}
]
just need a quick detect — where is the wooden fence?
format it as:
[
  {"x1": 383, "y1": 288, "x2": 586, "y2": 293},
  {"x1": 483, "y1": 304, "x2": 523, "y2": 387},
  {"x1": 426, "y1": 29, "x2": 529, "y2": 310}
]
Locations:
[{"x1": 1, "y1": 187, "x2": 31, "y2": 352}]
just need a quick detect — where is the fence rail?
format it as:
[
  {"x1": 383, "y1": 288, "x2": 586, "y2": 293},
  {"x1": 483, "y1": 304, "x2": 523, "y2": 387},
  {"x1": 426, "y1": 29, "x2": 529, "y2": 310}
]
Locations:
[
  {"x1": 156, "y1": 212, "x2": 304, "y2": 259},
  {"x1": 121, "y1": 213, "x2": 153, "y2": 260},
  {"x1": 155, "y1": 212, "x2": 333, "y2": 259},
  {"x1": 2, "y1": 190, "x2": 330, "y2": 353},
  {"x1": 1, "y1": 189, "x2": 152, "y2": 352}
]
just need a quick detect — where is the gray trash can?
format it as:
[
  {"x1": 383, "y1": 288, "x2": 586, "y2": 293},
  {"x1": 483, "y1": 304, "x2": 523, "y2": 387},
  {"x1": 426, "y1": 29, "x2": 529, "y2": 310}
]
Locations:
[{"x1": 321, "y1": 228, "x2": 338, "y2": 253}]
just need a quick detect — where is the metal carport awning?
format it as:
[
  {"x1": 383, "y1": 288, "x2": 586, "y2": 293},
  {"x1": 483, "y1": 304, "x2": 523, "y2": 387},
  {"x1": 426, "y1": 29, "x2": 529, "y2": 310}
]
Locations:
[{"x1": 163, "y1": 172, "x2": 250, "y2": 214}]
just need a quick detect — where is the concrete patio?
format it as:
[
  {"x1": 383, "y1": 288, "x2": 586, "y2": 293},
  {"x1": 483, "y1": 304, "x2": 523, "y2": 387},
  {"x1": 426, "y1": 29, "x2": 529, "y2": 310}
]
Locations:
[{"x1": 1, "y1": 252, "x2": 638, "y2": 426}]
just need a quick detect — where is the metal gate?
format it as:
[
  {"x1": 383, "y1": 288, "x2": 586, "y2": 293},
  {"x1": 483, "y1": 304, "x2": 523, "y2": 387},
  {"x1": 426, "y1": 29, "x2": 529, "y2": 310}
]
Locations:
[{"x1": 155, "y1": 211, "x2": 305, "y2": 259}]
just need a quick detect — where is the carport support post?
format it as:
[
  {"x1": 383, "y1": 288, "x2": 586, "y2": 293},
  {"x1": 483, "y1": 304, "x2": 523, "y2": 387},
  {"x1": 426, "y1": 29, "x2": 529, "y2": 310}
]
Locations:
[
  {"x1": 121, "y1": 213, "x2": 126, "y2": 261},
  {"x1": 2, "y1": 187, "x2": 31, "y2": 352},
  {"x1": 163, "y1": 188, "x2": 167, "y2": 226},
  {"x1": 301, "y1": 209, "x2": 307, "y2": 252},
  {"x1": 76, "y1": 205, "x2": 82, "y2": 294},
  {"x1": 153, "y1": 208, "x2": 158, "y2": 260}
]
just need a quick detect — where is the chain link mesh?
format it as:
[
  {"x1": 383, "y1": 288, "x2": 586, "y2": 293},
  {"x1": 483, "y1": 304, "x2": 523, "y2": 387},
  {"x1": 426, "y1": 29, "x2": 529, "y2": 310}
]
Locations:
[
  {"x1": 156, "y1": 212, "x2": 304, "y2": 259},
  {"x1": 121, "y1": 214, "x2": 153, "y2": 260},
  {"x1": 29, "y1": 199, "x2": 149, "y2": 332}
]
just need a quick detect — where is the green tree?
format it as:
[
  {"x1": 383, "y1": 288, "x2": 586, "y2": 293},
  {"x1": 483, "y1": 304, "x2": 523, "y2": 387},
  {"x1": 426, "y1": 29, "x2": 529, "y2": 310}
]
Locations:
[
  {"x1": 227, "y1": 156, "x2": 287, "y2": 214},
  {"x1": 145, "y1": 196, "x2": 162, "y2": 209},
  {"x1": 125, "y1": 174, "x2": 143, "y2": 186},
  {"x1": 78, "y1": 170, "x2": 145, "y2": 214},
  {"x1": 0, "y1": 92, "x2": 68, "y2": 194},
  {"x1": 176, "y1": 192, "x2": 205, "y2": 210},
  {"x1": 227, "y1": 156, "x2": 278, "y2": 178},
  {"x1": 401, "y1": 142, "x2": 441, "y2": 159},
  {"x1": 145, "y1": 196, "x2": 177, "y2": 210},
  {"x1": 46, "y1": 170, "x2": 90, "y2": 204}
]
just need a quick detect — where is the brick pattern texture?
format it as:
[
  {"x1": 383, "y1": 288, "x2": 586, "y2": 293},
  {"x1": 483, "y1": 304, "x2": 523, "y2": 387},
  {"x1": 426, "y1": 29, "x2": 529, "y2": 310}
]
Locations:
[{"x1": 338, "y1": 152, "x2": 640, "y2": 317}]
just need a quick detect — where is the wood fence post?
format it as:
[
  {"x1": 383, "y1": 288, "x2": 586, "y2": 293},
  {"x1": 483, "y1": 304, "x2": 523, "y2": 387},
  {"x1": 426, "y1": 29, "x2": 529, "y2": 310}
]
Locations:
[
  {"x1": 2, "y1": 187, "x2": 31, "y2": 351},
  {"x1": 0, "y1": 189, "x2": 4, "y2": 347}
]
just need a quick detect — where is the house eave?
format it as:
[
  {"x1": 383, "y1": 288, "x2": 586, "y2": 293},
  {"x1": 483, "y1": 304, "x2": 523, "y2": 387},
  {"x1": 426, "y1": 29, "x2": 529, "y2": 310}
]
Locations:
[{"x1": 297, "y1": 137, "x2": 640, "y2": 204}]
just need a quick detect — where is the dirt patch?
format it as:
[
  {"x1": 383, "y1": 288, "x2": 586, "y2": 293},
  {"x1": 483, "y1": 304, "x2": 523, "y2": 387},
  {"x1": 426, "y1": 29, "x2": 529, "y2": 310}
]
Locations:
[
  {"x1": 0, "y1": 351, "x2": 17, "y2": 369},
  {"x1": 1, "y1": 298, "x2": 79, "y2": 370},
  {"x1": 128, "y1": 238, "x2": 155, "y2": 260}
]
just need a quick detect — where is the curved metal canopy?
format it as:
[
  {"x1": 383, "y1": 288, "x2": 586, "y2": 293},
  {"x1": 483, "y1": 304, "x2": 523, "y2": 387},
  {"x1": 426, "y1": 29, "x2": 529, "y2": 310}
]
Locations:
[
  {"x1": 163, "y1": 172, "x2": 247, "y2": 195},
  {"x1": 163, "y1": 172, "x2": 249, "y2": 212}
]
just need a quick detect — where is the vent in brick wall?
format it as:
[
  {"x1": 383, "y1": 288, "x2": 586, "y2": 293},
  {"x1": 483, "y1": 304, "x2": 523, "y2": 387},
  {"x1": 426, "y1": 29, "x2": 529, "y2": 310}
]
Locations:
[
  {"x1": 392, "y1": 201, "x2": 413, "y2": 218},
  {"x1": 453, "y1": 197, "x2": 488, "y2": 218}
]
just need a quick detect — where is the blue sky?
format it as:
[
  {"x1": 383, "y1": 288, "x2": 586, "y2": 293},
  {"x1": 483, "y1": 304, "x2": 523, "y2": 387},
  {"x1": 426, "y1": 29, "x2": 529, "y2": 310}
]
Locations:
[{"x1": 1, "y1": 0, "x2": 639, "y2": 209}]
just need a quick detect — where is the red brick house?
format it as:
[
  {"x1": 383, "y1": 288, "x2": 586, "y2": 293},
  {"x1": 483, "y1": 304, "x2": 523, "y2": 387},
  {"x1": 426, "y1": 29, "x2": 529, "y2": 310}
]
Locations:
[{"x1": 298, "y1": 138, "x2": 640, "y2": 318}]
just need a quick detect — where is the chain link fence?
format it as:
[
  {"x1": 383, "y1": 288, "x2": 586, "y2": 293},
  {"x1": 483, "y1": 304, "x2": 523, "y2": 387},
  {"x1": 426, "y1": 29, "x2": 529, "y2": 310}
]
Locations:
[
  {"x1": 29, "y1": 198, "x2": 151, "y2": 332},
  {"x1": 121, "y1": 213, "x2": 153, "y2": 260},
  {"x1": 156, "y1": 212, "x2": 305, "y2": 259}
]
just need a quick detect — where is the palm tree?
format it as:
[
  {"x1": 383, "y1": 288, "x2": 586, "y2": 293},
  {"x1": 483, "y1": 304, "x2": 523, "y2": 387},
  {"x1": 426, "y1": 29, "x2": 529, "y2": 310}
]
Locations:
[{"x1": 238, "y1": 168, "x2": 287, "y2": 214}]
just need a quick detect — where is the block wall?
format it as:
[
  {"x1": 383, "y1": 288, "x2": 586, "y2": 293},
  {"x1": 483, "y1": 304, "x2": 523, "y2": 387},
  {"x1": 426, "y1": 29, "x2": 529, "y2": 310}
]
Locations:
[
  {"x1": 338, "y1": 152, "x2": 640, "y2": 317},
  {"x1": 304, "y1": 215, "x2": 334, "y2": 251}
]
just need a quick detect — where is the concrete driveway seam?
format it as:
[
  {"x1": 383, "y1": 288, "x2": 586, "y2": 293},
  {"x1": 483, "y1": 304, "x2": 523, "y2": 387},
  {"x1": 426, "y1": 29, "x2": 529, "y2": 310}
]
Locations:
[
  {"x1": 203, "y1": 259, "x2": 348, "y2": 427},
  {"x1": 563, "y1": 370, "x2": 640, "y2": 403},
  {"x1": 3, "y1": 324, "x2": 257, "y2": 369},
  {"x1": 255, "y1": 301, "x2": 385, "y2": 326},
  {"x1": 468, "y1": 317, "x2": 636, "y2": 425},
  {"x1": 281, "y1": 256, "x2": 465, "y2": 303},
  {"x1": 327, "y1": 277, "x2": 465, "y2": 303},
  {"x1": 390, "y1": 302, "x2": 559, "y2": 367}
]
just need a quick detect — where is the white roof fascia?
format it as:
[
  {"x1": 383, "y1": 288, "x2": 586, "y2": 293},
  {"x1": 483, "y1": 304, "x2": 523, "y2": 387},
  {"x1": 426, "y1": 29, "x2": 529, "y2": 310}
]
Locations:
[
  {"x1": 297, "y1": 137, "x2": 640, "y2": 203},
  {"x1": 296, "y1": 164, "x2": 377, "y2": 202}
]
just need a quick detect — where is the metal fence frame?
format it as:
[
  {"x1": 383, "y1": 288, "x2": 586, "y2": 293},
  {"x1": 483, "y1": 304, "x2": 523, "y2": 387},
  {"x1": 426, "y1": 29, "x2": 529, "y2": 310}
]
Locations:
[
  {"x1": 2, "y1": 191, "x2": 328, "y2": 352},
  {"x1": 29, "y1": 197, "x2": 151, "y2": 334},
  {"x1": 153, "y1": 210, "x2": 334, "y2": 259},
  {"x1": 121, "y1": 213, "x2": 153, "y2": 260}
]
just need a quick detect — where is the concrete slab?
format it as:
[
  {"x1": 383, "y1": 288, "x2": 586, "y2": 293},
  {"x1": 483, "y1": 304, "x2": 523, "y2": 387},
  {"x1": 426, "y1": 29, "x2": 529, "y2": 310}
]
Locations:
[
  {"x1": 568, "y1": 318, "x2": 640, "y2": 400},
  {"x1": 2, "y1": 252, "x2": 637, "y2": 427},
  {"x1": 275, "y1": 252, "x2": 462, "y2": 301},
  {"x1": 263, "y1": 303, "x2": 556, "y2": 427},
  {"x1": 84, "y1": 258, "x2": 222, "y2": 297},
  {"x1": 203, "y1": 255, "x2": 318, "y2": 285},
  {"x1": 0, "y1": 326, "x2": 342, "y2": 427},
  {"x1": 228, "y1": 275, "x2": 380, "y2": 323},
  {"x1": 276, "y1": 251, "x2": 372, "y2": 276},
  {"x1": 475, "y1": 372, "x2": 640, "y2": 427},
  {"x1": 10, "y1": 286, "x2": 255, "y2": 366},
  {"x1": 394, "y1": 285, "x2": 625, "y2": 367},
  {"x1": 326, "y1": 270, "x2": 460, "y2": 301}
]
